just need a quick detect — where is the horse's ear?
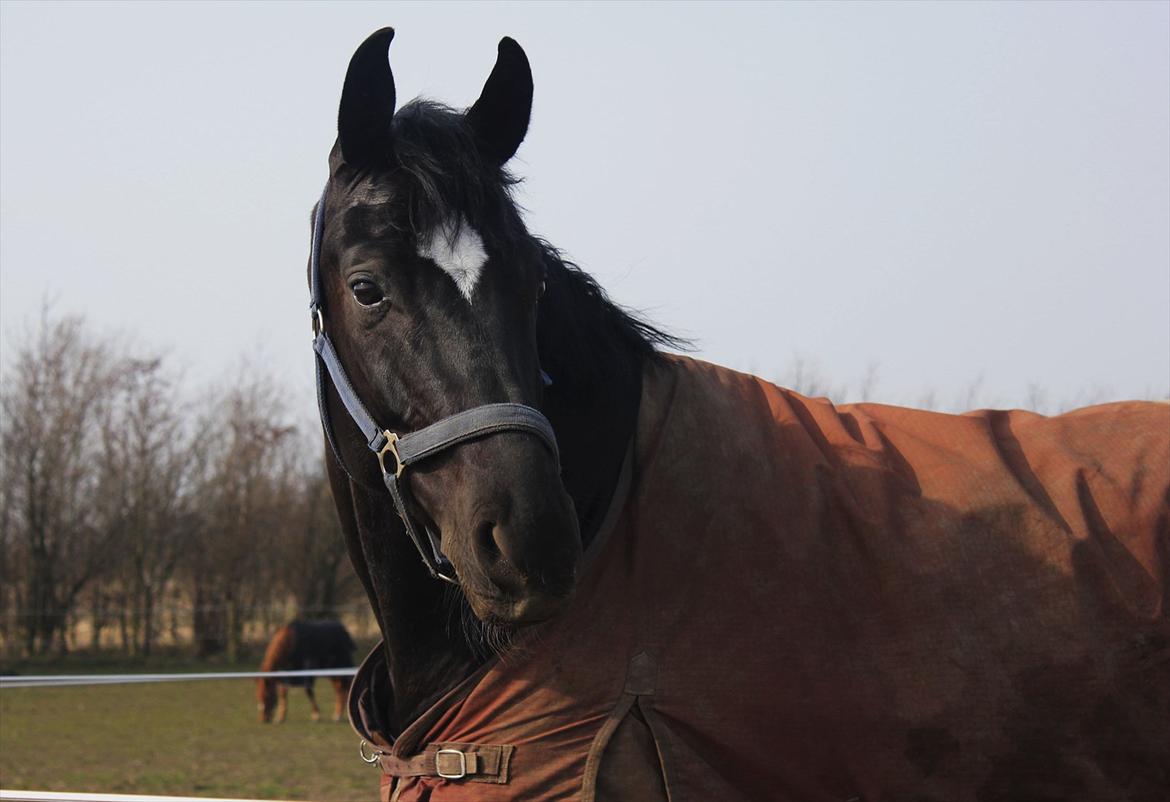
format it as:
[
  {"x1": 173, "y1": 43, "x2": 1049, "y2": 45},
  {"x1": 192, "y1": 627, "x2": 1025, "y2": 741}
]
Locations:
[
  {"x1": 466, "y1": 37, "x2": 533, "y2": 165},
  {"x1": 338, "y1": 27, "x2": 397, "y2": 167}
]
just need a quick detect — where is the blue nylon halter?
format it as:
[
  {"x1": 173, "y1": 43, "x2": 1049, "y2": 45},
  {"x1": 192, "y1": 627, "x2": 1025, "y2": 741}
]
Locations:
[{"x1": 308, "y1": 185, "x2": 560, "y2": 583}]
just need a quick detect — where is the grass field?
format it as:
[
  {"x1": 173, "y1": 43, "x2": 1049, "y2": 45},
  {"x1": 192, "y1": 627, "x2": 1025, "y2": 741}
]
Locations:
[{"x1": 0, "y1": 654, "x2": 379, "y2": 801}]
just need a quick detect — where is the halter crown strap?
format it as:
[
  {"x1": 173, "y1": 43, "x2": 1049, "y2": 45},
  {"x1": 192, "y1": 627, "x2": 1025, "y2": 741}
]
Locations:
[{"x1": 308, "y1": 184, "x2": 560, "y2": 583}]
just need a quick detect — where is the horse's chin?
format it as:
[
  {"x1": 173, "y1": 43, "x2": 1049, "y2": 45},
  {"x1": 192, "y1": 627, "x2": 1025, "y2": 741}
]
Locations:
[
  {"x1": 466, "y1": 586, "x2": 573, "y2": 627},
  {"x1": 506, "y1": 591, "x2": 572, "y2": 624}
]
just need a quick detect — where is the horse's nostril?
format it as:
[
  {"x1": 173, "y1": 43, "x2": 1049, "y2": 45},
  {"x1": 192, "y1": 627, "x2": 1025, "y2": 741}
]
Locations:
[
  {"x1": 476, "y1": 519, "x2": 501, "y2": 561},
  {"x1": 474, "y1": 518, "x2": 531, "y2": 597}
]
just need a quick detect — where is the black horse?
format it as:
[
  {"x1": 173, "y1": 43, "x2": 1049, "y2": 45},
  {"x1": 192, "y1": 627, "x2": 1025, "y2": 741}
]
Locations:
[
  {"x1": 313, "y1": 31, "x2": 672, "y2": 729},
  {"x1": 310, "y1": 29, "x2": 1168, "y2": 802}
]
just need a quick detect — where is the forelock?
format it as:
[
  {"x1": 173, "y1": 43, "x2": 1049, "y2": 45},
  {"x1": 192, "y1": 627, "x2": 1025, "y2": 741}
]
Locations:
[
  {"x1": 389, "y1": 100, "x2": 519, "y2": 241},
  {"x1": 328, "y1": 100, "x2": 524, "y2": 256}
]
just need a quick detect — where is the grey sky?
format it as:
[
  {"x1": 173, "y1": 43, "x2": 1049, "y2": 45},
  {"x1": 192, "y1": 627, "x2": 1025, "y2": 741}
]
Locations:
[{"x1": 2, "y1": 1, "x2": 1167, "y2": 413}]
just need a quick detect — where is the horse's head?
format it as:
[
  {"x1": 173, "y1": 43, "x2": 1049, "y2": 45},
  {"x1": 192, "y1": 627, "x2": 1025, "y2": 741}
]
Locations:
[
  {"x1": 314, "y1": 29, "x2": 580, "y2": 625},
  {"x1": 256, "y1": 678, "x2": 277, "y2": 723}
]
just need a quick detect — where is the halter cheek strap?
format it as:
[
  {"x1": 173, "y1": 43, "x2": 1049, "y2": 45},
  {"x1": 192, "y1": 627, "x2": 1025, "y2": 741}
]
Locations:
[{"x1": 309, "y1": 185, "x2": 560, "y2": 583}]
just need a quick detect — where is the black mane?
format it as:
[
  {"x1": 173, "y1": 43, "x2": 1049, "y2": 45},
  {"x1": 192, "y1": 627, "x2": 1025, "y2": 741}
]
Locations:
[
  {"x1": 537, "y1": 245, "x2": 685, "y2": 395},
  {"x1": 385, "y1": 99, "x2": 684, "y2": 391}
]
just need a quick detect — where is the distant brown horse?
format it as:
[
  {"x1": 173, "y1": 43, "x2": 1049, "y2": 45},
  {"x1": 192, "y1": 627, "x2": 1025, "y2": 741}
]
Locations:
[{"x1": 257, "y1": 619, "x2": 356, "y2": 723}]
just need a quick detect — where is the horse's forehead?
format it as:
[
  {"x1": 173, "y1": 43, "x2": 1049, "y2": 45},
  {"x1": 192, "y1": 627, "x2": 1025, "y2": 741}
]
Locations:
[
  {"x1": 331, "y1": 182, "x2": 490, "y2": 302},
  {"x1": 418, "y1": 217, "x2": 488, "y2": 302},
  {"x1": 330, "y1": 176, "x2": 405, "y2": 244},
  {"x1": 334, "y1": 179, "x2": 397, "y2": 218},
  {"x1": 325, "y1": 172, "x2": 496, "y2": 304},
  {"x1": 344, "y1": 182, "x2": 395, "y2": 207}
]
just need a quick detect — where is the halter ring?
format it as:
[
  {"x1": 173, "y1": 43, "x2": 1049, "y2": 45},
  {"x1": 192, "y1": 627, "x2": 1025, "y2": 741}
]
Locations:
[
  {"x1": 359, "y1": 739, "x2": 382, "y2": 764},
  {"x1": 377, "y1": 431, "x2": 405, "y2": 479},
  {"x1": 311, "y1": 308, "x2": 324, "y2": 339}
]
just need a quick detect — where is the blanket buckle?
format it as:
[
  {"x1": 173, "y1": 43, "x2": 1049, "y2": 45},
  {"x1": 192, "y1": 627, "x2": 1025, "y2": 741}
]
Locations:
[{"x1": 435, "y1": 747, "x2": 468, "y2": 779}]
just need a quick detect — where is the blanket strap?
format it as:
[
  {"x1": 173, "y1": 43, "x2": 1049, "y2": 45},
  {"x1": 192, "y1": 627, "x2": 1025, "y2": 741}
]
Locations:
[{"x1": 376, "y1": 741, "x2": 514, "y2": 785}]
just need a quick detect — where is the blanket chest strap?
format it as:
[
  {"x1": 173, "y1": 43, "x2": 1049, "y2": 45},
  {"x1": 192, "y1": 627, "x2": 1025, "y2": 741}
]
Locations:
[{"x1": 377, "y1": 742, "x2": 514, "y2": 785}]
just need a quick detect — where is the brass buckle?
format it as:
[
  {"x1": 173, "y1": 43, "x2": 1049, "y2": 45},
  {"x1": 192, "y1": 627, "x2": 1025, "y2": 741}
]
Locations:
[
  {"x1": 435, "y1": 748, "x2": 467, "y2": 780},
  {"x1": 311, "y1": 308, "x2": 324, "y2": 339},
  {"x1": 377, "y1": 431, "x2": 404, "y2": 479}
]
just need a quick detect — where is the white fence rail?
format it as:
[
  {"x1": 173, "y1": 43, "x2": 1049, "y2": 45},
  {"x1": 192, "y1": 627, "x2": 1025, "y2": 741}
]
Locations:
[
  {"x1": 1, "y1": 792, "x2": 303, "y2": 802},
  {"x1": 0, "y1": 668, "x2": 356, "y2": 689}
]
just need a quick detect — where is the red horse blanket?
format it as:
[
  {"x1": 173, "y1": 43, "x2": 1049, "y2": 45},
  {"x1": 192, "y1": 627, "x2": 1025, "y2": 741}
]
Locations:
[{"x1": 350, "y1": 355, "x2": 1169, "y2": 802}]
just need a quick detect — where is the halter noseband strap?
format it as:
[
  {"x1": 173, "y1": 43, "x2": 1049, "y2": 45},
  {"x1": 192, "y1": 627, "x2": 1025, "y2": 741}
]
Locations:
[{"x1": 308, "y1": 185, "x2": 560, "y2": 584}]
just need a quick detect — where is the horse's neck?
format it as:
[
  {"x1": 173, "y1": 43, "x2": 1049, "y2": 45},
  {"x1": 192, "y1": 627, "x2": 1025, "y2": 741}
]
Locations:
[
  {"x1": 536, "y1": 253, "x2": 649, "y2": 548},
  {"x1": 260, "y1": 625, "x2": 294, "y2": 671},
  {"x1": 381, "y1": 641, "x2": 476, "y2": 731},
  {"x1": 543, "y1": 355, "x2": 643, "y2": 551}
]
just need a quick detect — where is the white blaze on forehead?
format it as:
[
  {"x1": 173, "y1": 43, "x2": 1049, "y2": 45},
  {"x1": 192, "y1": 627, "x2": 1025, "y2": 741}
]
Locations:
[{"x1": 417, "y1": 217, "x2": 488, "y2": 302}]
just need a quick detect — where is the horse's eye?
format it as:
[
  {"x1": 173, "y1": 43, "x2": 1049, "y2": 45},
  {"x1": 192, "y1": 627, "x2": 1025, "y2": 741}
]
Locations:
[{"x1": 350, "y1": 279, "x2": 384, "y2": 307}]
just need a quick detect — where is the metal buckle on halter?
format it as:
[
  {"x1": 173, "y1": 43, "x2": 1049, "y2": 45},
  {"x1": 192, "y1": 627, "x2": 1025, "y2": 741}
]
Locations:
[
  {"x1": 435, "y1": 748, "x2": 468, "y2": 780},
  {"x1": 376, "y1": 431, "x2": 405, "y2": 478},
  {"x1": 311, "y1": 307, "x2": 324, "y2": 339}
]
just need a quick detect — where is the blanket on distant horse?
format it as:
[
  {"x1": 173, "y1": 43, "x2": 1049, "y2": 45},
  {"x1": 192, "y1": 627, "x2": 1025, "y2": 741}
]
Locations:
[
  {"x1": 276, "y1": 619, "x2": 356, "y2": 687},
  {"x1": 349, "y1": 355, "x2": 1169, "y2": 802}
]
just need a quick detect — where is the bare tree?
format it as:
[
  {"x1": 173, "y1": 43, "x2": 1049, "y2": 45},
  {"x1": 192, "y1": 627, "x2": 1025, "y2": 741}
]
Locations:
[
  {"x1": 0, "y1": 311, "x2": 126, "y2": 655},
  {"x1": 0, "y1": 450, "x2": 17, "y2": 655},
  {"x1": 98, "y1": 358, "x2": 199, "y2": 656},
  {"x1": 278, "y1": 459, "x2": 357, "y2": 619},
  {"x1": 1025, "y1": 382, "x2": 1051, "y2": 414},
  {"x1": 858, "y1": 362, "x2": 880, "y2": 403},
  {"x1": 183, "y1": 366, "x2": 297, "y2": 659},
  {"x1": 779, "y1": 355, "x2": 848, "y2": 400},
  {"x1": 956, "y1": 372, "x2": 986, "y2": 412},
  {"x1": 0, "y1": 312, "x2": 374, "y2": 660}
]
